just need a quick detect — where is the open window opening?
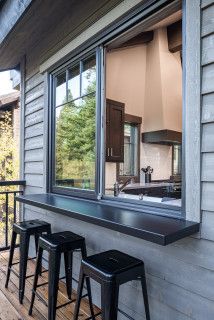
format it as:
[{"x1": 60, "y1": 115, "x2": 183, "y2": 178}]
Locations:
[{"x1": 104, "y1": 3, "x2": 183, "y2": 208}]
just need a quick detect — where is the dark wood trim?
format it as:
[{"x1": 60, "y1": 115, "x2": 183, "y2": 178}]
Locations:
[
  {"x1": 125, "y1": 113, "x2": 142, "y2": 124},
  {"x1": 117, "y1": 115, "x2": 142, "y2": 183},
  {"x1": 15, "y1": 193, "x2": 200, "y2": 246},
  {"x1": 108, "y1": 31, "x2": 154, "y2": 51},
  {"x1": 142, "y1": 130, "x2": 182, "y2": 145},
  {"x1": 167, "y1": 19, "x2": 182, "y2": 53}
]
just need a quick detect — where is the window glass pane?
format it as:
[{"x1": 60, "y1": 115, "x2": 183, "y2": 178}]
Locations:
[
  {"x1": 68, "y1": 65, "x2": 80, "y2": 101},
  {"x1": 82, "y1": 56, "x2": 96, "y2": 95},
  {"x1": 55, "y1": 72, "x2": 66, "y2": 106},
  {"x1": 105, "y1": 9, "x2": 182, "y2": 207},
  {"x1": 119, "y1": 124, "x2": 138, "y2": 176},
  {"x1": 55, "y1": 94, "x2": 96, "y2": 190}
]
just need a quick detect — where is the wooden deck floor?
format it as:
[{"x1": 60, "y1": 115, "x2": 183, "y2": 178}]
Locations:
[{"x1": 0, "y1": 250, "x2": 101, "y2": 320}]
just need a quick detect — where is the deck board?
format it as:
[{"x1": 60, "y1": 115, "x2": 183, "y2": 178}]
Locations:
[{"x1": 0, "y1": 250, "x2": 101, "y2": 320}]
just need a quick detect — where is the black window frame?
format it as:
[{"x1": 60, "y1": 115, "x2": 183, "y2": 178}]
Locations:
[
  {"x1": 47, "y1": 0, "x2": 185, "y2": 219},
  {"x1": 49, "y1": 49, "x2": 102, "y2": 199}
]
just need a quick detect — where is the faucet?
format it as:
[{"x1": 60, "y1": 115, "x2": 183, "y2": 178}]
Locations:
[{"x1": 114, "y1": 178, "x2": 134, "y2": 197}]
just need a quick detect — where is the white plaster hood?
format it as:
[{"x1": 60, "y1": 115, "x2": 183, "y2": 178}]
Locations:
[{"x1": 142, "y1": 27, "x2": 182, "y2": 140}]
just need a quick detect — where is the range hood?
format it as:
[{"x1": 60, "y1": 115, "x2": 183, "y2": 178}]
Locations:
[
  {"x1": 142, "y1": 27, "x2": 182, "y2": 145},
  {"x1": 142, "y1": 129, "x2": 182, "y2": 145}
]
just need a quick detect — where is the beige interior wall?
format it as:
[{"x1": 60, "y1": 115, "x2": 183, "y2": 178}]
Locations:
[{"x1": 105, "y1": 27, "x2": 182, "y2": 188}]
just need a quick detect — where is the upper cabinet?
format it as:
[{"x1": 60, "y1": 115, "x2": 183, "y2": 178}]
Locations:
[{"x1": 106, "y1": 99, "x2": 124, "y2": 162}]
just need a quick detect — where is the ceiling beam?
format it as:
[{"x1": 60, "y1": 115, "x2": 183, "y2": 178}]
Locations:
[{"x1": 167, "y1": 19, "x2": 182, "y2": 53}]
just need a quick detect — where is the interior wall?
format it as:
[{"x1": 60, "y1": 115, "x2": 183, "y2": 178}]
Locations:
[{"x1": 105, "y1": 26, "x2": 182, "y2": 186}]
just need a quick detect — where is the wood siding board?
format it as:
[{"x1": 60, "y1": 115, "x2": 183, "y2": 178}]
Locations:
[
  {"x1": 201, "y1": 0, "x2": 214, "y2": 9},
  {"x1": 25, "y1": 83, "x2": 44, "y2": 104},
  {"x1": 25, "y1": 174, "x2": 44, "y2": 188},
  {"x1": 25, "y1": 73, "x2": 44, "y2": 93},
  {"x1": 201, "y1": 123, "x2": 214, "y2": 152},
  {"x1": 202, "y1": 34, "x2": 214, "y2": 65},
  {"x1": 25, "y1": 135, "x2": 44, "y2": 151},
  {"x1": 201, "y1": 93, "x2": 214, "y2": 123},
  {"x1": 202, "y1": 152, "x2": 214, "y2": 181},
  {"x1": 25, "y1": 149, "x2": 43, "y2": 162},
  {"x1": 25, "y1": 122, "x2": 44, "y2": 139},
  {"x1": 25, "y1": 162, "x2": 43, "y2": 174},
  {"x1": 24, "y1": 186, "x2": 43, "y2": 194},
  {"x1": 201, "y1": 211, "x2": 214, "y2": 241},
  {"x1": 25, "y1": 96, "x2": 44, "y2": 116},
  {"x1": 201, "y1": 182, "x2": 214, "y2": 211},
  {"x1": 201, "y1": 4, "x2": 214, "y2": 37},
  {"x1": 25, "y1": 109, "x2": 44, "y2": 128},
  {"x1": 202, "y1": 63, "x2": 214, "y2": 94}
]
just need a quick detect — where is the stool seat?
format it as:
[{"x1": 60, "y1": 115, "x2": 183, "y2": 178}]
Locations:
[
  {"x1": 13, "y1": 220, "x2": 50, "y2": 234},
  {"x1": 83, "y1": 250, "x2": 144, "y2": 277},
  {"x1": 74, "y1": 249, "x2": 150, "y2": 320},
  {"x1": 39, "y1": 231, "x2": 85, "y2": 251}
]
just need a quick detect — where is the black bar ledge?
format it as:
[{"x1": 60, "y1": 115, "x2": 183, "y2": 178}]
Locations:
[{"x1": 16, "y1": 193, "x2": 200, "y2": 246}]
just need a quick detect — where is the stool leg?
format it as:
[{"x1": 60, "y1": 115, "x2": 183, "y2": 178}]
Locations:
[
  {"x1": 47, "y1": 225, "x2": 52, "y2": 235},
  {"x1": 29, "y1": 246, "x2": 43, "y2": 316},
  {"x1": 5, "y1": 230, "x2": 17, "y2": 288},
  {"x1": 81, "y1": 245, "x2": 95, "y2": 319},
  {"x1": 48, "y1": 250, "x2": 61, "y2": 320},
  {"x1": 141, "y1": 268, "x2": 150, "y2": 320},
  {"x1": 73, "y1": 268, "x2": 85, "y2": 320},
  {"x1": 34, "y1": 233, "x2": 42, "y2": 275},
  {"x1": 64, "y1": 251, "x2": 73, "y2": 299},
  {"x1": 19, "y1": 231, "x2": 30, "y2": 304},
  {"x1": 101, "y1": 281, "x2": 119, "y2": 320}
]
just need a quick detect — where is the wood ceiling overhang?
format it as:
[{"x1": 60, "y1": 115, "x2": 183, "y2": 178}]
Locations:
[{"x1": 0, "y1": 0, "x2": 123, "y2": 70}]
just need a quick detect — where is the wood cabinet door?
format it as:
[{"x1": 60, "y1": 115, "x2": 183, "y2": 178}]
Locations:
[{"x1": 106, "y1": 99, "x2": 124, "y2": 162}]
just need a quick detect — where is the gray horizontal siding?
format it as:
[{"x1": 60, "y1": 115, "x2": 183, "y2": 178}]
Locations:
[
  {"x1": 201, "y1": 211, "x2": 214, "y2": 241},
  {"x1": 201, "y1": 123, "x2": 214, "y2": 152},
  {"x1": 201, "y1": 93, "x2": 214, "y2": 123},
  {"x1": 202, "y1": 34, "x2": 214, "y2": 66},
  {"x1": 25, "y1": 96, "x2": 44, "y2": 116},
  {"x1": 202, "y1": 64, "x2": 214, "y2": 94},
  {"x1": 201, "y1": 4, "x2": 214, "y2": 37},
  {"x1": 25, "y1": 122, "x2": 44, "y2": 139},
  {"x1": 25, "y1": 162, "x2": 43, "y2": 174},
  {"x1": 201, "y1": 0, "x2": 214, "y2": 9},
  {"x1": 23, "y1": 72, "x2": 45, "y2": 197},
  {"x1": 25, "y1": 148, "x2": 43, "y2": 162}
]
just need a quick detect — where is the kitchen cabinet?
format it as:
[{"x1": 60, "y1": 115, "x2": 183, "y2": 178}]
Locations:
[{"x1": 106, "y1": 99, "x2": 124, "y2": 162}]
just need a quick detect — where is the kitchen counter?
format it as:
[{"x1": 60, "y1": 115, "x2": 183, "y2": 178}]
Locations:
[
  {"x1": 124, "y1": 182, "x2": 177, "y2": 190},
  {"x1": 118, "y1": 193, "x2": 181, "y2": 206}
]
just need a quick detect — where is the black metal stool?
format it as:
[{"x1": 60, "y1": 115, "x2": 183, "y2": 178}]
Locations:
[
  {"x1": 5, "y1": 219, "x2": 51, "y2": 304},
  {"x1": 74, "y1": 249, "x2": 150, "y2": 320},
  {"x1": 29, "y1": 231, "x2": 95, "y2": 320}
]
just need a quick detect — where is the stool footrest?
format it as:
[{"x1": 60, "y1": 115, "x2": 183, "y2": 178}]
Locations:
[
  {"x1": 56, "y1": 299, "x2": 76, "y2": 310},
  {"x1": 10, "y1": 268, "x2": 19, "y2": 278},
  {"x1": 34, "y1": 291, "x2": 48, "y2": 307},
  {"x1": 11, "y1": 256, "x2": 37, "y2": 266},
  {"x1": 85, "y1": 312, "x2": 102, "y2": 320},
  {"x1": 118, "y1": 308, "x2": 135, "y2": 320},
  {"x1": 25, "y1": 274, "x2": 35, "y2": 279},
  {"x1": 36, "y1": 281, "x2": 49, "y2": 288}
]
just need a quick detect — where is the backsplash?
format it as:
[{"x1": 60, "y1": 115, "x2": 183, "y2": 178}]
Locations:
[{"x1": 141, "y1": 143, "x2": 172, "y2": 180}]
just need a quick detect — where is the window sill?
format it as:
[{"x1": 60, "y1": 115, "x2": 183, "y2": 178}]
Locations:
[{"x1": 16, "y1": 193, "x2": 200, "y2": 246}]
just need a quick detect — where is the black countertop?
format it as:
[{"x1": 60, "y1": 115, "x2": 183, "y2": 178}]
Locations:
[{"x1": 16, "y1": 193, "x2": 200, "y2": 246}]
